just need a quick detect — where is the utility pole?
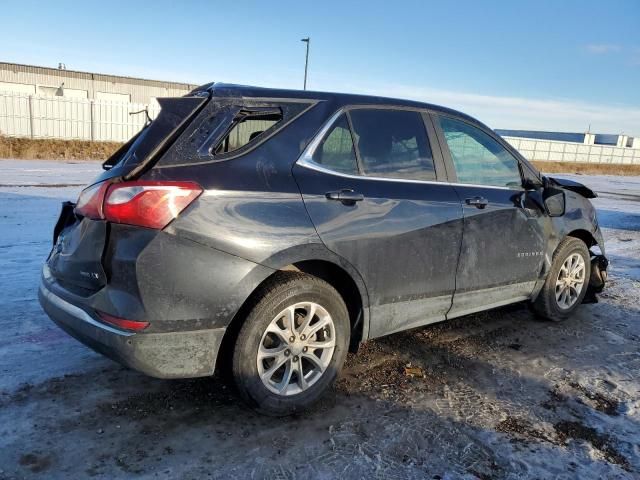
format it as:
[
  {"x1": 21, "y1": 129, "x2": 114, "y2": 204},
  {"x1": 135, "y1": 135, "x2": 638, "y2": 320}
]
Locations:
[{"x1": 301, "y1": 37, "x2": 310, "y2": 90}]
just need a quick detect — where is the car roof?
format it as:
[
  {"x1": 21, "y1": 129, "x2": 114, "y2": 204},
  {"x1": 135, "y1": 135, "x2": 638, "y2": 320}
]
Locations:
[
  {"x1": 195, "y1": 83, "x2": 489, "y2": 130},
  {"x1": 187, "y1": 82, "x2": 540, "y2": 179}
]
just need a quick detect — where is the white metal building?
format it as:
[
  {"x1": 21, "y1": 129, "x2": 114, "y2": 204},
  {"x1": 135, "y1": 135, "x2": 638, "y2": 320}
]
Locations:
[{"x1": 0, "y1": 62, "x2": 197, "y2": 105}]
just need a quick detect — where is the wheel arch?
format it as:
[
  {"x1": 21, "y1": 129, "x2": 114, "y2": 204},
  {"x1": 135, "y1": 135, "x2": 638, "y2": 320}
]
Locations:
[
  {"x1": 215, "y1": 245, "x2": 370, "y2": 376},
  {"x1": 532, "y1": 233, "x2": 593, "y2": 320},
  {"x1": 288, "y1": 259, "x2": 366, "y2": 351},
  {"x1": 566, "y1": 228, "x2": 597, "y2": 249}
]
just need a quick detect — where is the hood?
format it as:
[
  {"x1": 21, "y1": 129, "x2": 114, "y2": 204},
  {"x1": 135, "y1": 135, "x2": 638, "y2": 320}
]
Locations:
[{"x1": 549, "y1": 177, "x2": 597, "y2": 199}]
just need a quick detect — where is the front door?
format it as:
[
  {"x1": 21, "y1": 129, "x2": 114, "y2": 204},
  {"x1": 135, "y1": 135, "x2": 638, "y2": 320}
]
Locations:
[
  {"x1": 293, "y1": 108, "x2": 463, "y2": 337},
  {"x1": 433, "y1": 114, "x2": 546, "y2": 318}
]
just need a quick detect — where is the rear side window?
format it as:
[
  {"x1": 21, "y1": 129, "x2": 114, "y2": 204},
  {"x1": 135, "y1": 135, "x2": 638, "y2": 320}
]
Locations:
[
  {"x1": 438, "y1": 116, "x2": 522, "y2": 188},
  {"x1": 312, "y1": 114, "x2": 358, "y2": 174},
  {"x1": 215, "y1": 109, "x2": 282, "y2": 154},
  {"x1": 349, "y1": 109, "x2": 436, "y2": 181},
  {"x1": 156, "y1": 100, "x2": 315, "y2": 166}
]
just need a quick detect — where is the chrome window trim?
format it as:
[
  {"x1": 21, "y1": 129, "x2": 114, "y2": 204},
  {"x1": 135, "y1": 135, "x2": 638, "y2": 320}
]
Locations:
[
  {"x1": 296, "y1": 108, "x2": 519, "y2": 191},
  {"x1": 298, "y1": 108, "x2": 346, "y2": 167}
]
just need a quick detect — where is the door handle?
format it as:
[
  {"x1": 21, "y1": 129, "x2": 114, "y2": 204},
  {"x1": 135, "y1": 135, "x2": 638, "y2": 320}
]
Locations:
[
  {"x1": 465, "y1": 196, "x2": 489, "y2": 209},
  {"x1": 325, "y1": 189, "x2": 364, "y2": 205}
]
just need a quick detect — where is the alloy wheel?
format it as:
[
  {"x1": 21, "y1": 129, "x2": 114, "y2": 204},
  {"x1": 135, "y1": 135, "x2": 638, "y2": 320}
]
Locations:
[
  {"x1": 257, "y1": 302, "x2": 336, "y2": 396},
  {"x1": 555, "y1": 252, "x2": 586, "y2": 309}
]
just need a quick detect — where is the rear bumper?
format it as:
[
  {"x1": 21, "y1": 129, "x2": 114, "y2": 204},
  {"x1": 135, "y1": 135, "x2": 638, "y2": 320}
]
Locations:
[{"x1": 38, "y1": 269, "x2": 225, "y2": 379}]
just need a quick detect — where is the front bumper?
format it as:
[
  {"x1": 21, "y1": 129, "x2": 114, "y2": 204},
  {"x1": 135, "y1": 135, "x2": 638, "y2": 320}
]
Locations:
[{"x1": 38, "y1": 269, "x2": 226, "y2": 379}]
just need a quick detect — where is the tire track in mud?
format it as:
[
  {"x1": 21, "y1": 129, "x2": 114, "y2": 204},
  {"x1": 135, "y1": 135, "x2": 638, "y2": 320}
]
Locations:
[{"x1": 3, "y1": 298, "x2": 639, "y2": 478}]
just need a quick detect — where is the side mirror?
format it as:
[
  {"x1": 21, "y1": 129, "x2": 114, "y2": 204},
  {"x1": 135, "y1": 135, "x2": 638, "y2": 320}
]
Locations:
[
  {"x1": 522, "y1": 177, "x2": 541, "y2": 191},
  {"x1": 543, "y1": 187, "x2": 565, "y2": 217}
]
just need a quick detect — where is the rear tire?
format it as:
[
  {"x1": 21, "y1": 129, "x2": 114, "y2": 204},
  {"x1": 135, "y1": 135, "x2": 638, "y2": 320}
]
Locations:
[
  {"x1": 532, "y1": 237, "x2": 591, "y2": 322},
  {"x1": 232, "y1": 272, "x2": 350, "y2": 416}
]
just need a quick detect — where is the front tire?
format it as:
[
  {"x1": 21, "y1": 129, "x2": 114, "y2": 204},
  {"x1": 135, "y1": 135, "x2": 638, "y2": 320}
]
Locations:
[
  {"x1": 232, "y1": 272, "x2": 350, "y2": 416},
  {"x1": 532, "y1": 237, "x2": 591, "y2": 321}
]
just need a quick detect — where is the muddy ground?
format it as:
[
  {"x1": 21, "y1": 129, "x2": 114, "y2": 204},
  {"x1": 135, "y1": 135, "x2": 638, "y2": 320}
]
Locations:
[{"x1": 0, "y1": 160, "x2": 638, "y2": 479}]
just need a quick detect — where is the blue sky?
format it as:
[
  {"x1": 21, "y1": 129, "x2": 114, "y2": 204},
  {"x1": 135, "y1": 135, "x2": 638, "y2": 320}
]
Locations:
[{"x1": 2, "y1": 0, "x2": 639, "y2": 134}]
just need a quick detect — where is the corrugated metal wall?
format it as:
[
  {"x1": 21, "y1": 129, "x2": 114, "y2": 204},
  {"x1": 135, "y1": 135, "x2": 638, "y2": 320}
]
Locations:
[
  {"x1": 503, "y1": 136, "x2": 640, "y2": 164},
  {"x1": 0, "y1": 92, "x2": 161, "y2": 142},
  {"x1": 0, "y1": 92, "x2": 286, "y2": 146},
  {"x1": 0, "y1": 62, "x2": 196, "y2": 104}
]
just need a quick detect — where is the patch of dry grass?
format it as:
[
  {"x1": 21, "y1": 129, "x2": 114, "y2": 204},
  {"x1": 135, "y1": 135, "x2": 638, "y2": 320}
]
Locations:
[
  {"x1": 532, "y1": 160, "x2": 640, "y2": 176},
  {"x1": 0, "y1": 135, "x2": 121, "y2": 161},
  {"x1": 2, "y1": 135, "x2": 639, "y2": 177}
]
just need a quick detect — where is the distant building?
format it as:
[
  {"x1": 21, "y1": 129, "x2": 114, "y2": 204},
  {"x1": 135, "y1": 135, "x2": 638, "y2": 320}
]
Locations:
[
  {"x1": 495, "y1": 129, "x2": 627, "y2": 146},
  {"x1": 0, "y1": 61, "x2": 197, "y2": 105},
  {"x1": 496, "y1": 129, "x2": 639, "y2": 150}
]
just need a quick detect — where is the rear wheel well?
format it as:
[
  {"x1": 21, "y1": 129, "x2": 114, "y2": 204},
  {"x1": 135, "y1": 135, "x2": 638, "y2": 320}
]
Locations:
[
  {"x1": 292, "y1": 260, "x2": 364, "y2": 352},
  {"x1": 216, "y1": 260, "x2": 365, "y2": 377}
]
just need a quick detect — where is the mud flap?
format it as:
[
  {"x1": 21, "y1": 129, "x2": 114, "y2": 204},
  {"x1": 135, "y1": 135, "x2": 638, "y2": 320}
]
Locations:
[{"x1": 582, "y1": 254, "x2": 608, "y2": 304}]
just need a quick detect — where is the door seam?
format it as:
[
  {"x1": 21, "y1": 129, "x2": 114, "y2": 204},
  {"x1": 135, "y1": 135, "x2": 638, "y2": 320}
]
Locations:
[
  {"x1": 446, "y1": 185, "x2": 466, "y2": 320},
  {"x1": 289, "y1": 165, "x2": 373, "y2": 334}
]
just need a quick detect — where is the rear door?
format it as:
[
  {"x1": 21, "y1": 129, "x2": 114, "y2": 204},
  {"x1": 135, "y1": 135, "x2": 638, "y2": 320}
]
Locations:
[
  {"x1": 293, "y1": 107, "x2": 463, "y2": 338},
  {"x1": 432, "y1": 114, "x2": 546, "y2": 317}
]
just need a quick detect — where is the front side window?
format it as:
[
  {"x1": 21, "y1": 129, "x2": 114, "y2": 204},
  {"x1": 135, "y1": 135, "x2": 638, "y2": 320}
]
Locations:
[
  {"x1": 438, "y1": 116, "x2": 522, "y2": 188},
  {"x1": 312, "y1": 114, "x2": 358, "y2": 175},
  {"x1": 349, "y1": 109, "x2": 436, "y2": 181}
]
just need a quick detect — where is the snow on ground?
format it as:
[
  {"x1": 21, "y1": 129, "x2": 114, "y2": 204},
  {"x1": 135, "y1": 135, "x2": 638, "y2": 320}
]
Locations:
[
  {"x1": 0, "y1": 159, "x2": 100, "y2": 187},
  {"x1": 0, "y1": 159, "x2": 639, "y2": 479}
]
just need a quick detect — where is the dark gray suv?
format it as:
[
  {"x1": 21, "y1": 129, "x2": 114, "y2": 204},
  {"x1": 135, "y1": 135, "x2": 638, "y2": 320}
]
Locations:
[{"x1": 39, "y1": 84, "x2": 607, "y2": 415}]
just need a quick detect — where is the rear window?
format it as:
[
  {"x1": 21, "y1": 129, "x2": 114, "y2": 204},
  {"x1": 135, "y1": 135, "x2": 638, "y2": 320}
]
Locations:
[{"x1": 103, "y1": 96, "x2": 208, "y2": 171}]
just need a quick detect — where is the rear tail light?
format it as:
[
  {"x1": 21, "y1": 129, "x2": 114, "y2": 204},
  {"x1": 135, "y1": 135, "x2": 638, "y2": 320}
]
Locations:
[
  {"x1": 104, "y1": 181, "x2": 202, "y2": 229},
  {"x1": 75, "y1": 180, "x2": 202, "y2": 229},
  {"x1": 97, "y1": 311, "x2": 149, "y2": 332},
  {"x1": 75, "y1": 182, "x2": 110, "y2": 219}
]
